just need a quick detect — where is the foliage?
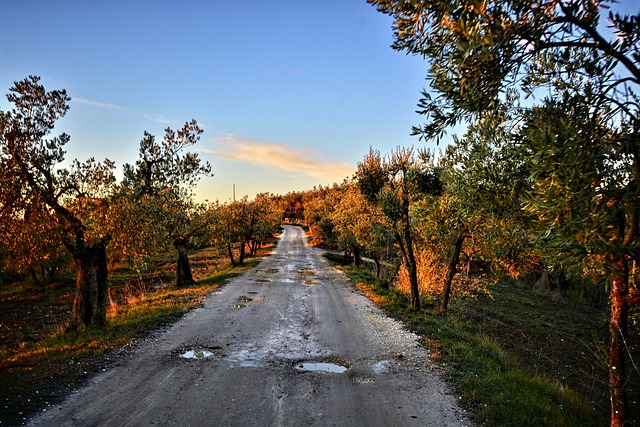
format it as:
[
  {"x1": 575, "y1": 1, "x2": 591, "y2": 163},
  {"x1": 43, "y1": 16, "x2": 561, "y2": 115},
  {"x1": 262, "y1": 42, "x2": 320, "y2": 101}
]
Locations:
[
  {"x1": 442, "y1": 113, "x2": 538, "y2": 278},
  {"x1": 208, "y1": 195, "x2": 282, "y2": 266}
]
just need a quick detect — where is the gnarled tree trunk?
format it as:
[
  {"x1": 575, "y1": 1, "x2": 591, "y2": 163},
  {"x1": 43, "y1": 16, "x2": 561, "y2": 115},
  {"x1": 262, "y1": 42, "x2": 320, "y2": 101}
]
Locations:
[
  {"x1": 68, "y1": 240, "x2": 109, "y2": 330},
  {"x1": 174, "y1": 237, "x2": 195, "y2": 287},
  {"x1": 394, "y1": 224, "x2": 420, "y2": 311},
  {"x1": 238, "y1": 241, "x2": 246, "y2": 265},
  {"x1": 227, "y1": 242, "x2": 237, "y2": 267},
  {"x1": 353, "y1": 246, "x2": 362, "y2": 266},
  {"x1": 609, "y1": 258, "x2": 629, "y2": 427},
  {"x1": 440, "y1": 227, "x2": 469, "y2": 314}
]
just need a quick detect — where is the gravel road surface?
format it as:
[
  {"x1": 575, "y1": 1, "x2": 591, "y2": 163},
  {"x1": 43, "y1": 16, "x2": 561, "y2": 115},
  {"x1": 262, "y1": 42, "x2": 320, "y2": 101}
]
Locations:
[{"x1": 30, "y1": 225, "x2": 469, "y2": 426}]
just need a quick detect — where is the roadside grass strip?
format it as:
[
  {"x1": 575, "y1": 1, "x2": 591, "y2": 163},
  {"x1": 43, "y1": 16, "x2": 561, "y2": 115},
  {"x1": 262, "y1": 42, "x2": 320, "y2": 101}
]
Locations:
[
  {"x1": 328, "y1": 254, "x2": 603, "y2": 427},
  {"x1": 0, "y1": 256, "x2": 263, "y2": 425}
]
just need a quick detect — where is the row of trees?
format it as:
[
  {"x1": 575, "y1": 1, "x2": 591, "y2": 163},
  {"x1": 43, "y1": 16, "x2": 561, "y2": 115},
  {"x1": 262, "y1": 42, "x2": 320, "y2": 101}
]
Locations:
[
  {"x1": 362, "y1": 1, "x2": 637, "y2": 424},
  {"x1": 0, "y1": 76, "x2": 282, "y2": 331}
]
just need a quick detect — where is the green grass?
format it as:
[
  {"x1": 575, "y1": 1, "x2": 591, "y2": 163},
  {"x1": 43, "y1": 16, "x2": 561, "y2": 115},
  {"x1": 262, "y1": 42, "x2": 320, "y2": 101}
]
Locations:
[
  {"x1": 327, "y1": 253, "x2": 609, "y2": 427},
  {"x1": 0, "y1": 253, "x2": 263, "y2": 425}
]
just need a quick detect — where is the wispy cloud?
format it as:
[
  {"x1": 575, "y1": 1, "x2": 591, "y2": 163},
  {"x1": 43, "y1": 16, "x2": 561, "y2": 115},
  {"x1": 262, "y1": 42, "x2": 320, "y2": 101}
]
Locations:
[
  {"x1": 202, "y1": 134, "x2": 354, "y2": 182},
  {"x1": 72, "y1": 97, "x2": 183, "y2": 127},
  {"x1": 72, "y1": 97, "x2": 126, "y2": 110},
  {"x1": 143, "y1": 114, "x2": 176, "y2": 125}
]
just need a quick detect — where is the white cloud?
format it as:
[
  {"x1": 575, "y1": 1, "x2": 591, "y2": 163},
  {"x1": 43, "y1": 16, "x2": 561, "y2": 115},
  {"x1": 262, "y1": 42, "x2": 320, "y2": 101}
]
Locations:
[
  {"x1": 201, "y1": 134, "x2": 354, "y2": 183},
  {"x1": 143, "y1": 114, "x2": 176, "y2": 125},
  {"x1": 72, "y1": 97, "x2": 126, "y2": 110}
]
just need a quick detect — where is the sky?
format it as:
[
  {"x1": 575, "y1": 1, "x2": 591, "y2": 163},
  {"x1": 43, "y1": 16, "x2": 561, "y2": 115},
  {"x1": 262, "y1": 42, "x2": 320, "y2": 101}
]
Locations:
[
  {"x1": 0, "y1": 0, "x2": 428, "y2": 202},
  {"x1": 1, "y1": 1, "x2": 638, "y2": 202}
]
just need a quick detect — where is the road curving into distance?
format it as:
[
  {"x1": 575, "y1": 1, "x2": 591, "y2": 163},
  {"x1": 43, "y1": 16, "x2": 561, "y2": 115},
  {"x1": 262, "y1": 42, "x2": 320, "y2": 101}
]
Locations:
[{"x1": 30, "y1": 225, "x2": 469, "y2": 426}]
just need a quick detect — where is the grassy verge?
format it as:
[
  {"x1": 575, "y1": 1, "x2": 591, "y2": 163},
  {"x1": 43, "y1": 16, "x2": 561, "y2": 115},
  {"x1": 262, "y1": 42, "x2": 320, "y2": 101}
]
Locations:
[
  {"x1": 0, "y1": 251, "x2": 264, "y2": 426},
  {"x1": 326, "y1": 253, "x2": 613, "y2": 427}
]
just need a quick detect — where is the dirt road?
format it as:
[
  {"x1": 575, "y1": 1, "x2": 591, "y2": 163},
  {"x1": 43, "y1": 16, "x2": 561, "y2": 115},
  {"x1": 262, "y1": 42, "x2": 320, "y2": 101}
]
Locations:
[{"x1": 30, "y1": 226, "x2": 469, "y2": 426}]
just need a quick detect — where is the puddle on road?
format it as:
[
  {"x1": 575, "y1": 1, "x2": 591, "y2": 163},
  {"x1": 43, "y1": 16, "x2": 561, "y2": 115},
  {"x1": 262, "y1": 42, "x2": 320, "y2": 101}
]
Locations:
[
  {"x1": 255, "y1": 279, "x2": 271, "y2": 283},
  {"x1": 233, "y1": 304, "x2": 246, "y2": 309},
  {"x1": 177, "y1": 346, "x2": 222, "y2": 360},
  {"x1": 294, "y1": 360, "x2": 349, "y2": 374},
  {"x1": 237, "y1": 296, "x2": 253, "y2": 302},
  {"x1": 372, "y1": 360, "x2": 391, "y2": 374}
]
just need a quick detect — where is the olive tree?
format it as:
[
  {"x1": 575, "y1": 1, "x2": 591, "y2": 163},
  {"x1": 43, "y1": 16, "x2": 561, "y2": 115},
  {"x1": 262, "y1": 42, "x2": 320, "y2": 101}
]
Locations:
[
  {"x1": 356, "y1": 146, "x2": 441, "y2": 309},
  {"x1": 121, "y1": 120, "x2": 211, "y2": 286},
  {"x1": 0, "y1": 76, "x2": 116, "y2": 329}
]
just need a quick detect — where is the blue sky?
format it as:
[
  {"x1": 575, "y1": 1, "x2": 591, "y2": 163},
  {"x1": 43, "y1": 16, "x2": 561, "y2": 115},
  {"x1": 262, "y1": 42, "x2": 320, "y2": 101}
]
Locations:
[
  {"x1": 1, "y1": 1, "x2": 638, "y2": 202},
  {"x1": 1, "y1": 0, "x2": 428, "y2": 202}
]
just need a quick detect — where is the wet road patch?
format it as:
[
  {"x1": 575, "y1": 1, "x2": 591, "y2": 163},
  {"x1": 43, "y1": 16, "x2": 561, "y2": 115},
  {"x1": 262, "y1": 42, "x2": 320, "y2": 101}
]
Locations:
[
  {"x1": 294, "y1": 359, "x2": 350, "y2": 374},
  {"x1": 233, "y1": 304, "x2": 247, "y2": 308},
  {"x1": 372, "y1": 360, "x2": 391, "y2": 374},
  {"x1": 174, "y1": 346, "x2": 223, "y2": 360},
  {"x1": 237, "y1": 296, "x2": 253, "y2": 302}
]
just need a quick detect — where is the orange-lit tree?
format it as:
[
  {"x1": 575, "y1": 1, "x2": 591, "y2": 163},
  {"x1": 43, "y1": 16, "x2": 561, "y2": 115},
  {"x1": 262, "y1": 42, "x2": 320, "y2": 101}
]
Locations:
[
  {"x1": 0, "y1": 76, "x2": 116, "y2": 329},
  {"x1": 356, "y1": 147, "x2": 442, "y2": 310}
]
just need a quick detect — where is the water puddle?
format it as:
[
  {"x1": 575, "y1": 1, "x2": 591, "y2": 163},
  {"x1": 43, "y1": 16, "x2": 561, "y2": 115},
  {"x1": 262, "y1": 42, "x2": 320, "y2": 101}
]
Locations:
[
  {"x1": 294, "y1": 361, "x2": 349, "y2": 374},
  {"x1": 226, "y1": 343, "x2": 263, "y2": 367},
  {"x1": 255, "y1": 279, "x2": 271, "y2": 283},
  {"x1": 177, "y1": 346, "x2": 222, "y2": 360},
  {"x1": 372, "y1": 360, "x2": 391, "y2": 374},
  {"x1": 233, "y1": 304, "x2": 246, "y2": 308},
  {"x1": 237, "y1": 296, "x2": 253, "y2": 302}
]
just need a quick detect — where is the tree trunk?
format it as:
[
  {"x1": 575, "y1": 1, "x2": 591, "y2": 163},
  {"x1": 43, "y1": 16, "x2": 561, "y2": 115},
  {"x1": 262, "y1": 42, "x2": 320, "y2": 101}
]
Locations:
[
  {"x1": 403, "y1": 223, "x2": 420, "y2": 311},
  {"x1": 29, "y1": 267, "x2": 41, "y2": 285},
  {"x1": 238, "y1": 241, "x2": 246, "y2": 265},
  {"x1": 175, "y1": 244, "x2": 195, "y2": 287},
  {"x1": 440, "y1": 230, "x2": 468, "y2": 313},
  {"x1": 68, "y1": 241, "x2": 109, "y2": 330},
  {"x1": 407, "y1": 259, "x2": 420, "y2": 310},
  {"x1": 393, "y1": 226, "x2": 420, "y2": 311},
  {"x1": 353, "y1": 246, "x2": 362, "y2": 266},
  {"x1": 374, "y1": 257, "x2": 381, "y2": 279},
  {"x1": 227, "y1": 243, "x2": 237, "y2": 267},
  {"x1": 609, "y1": 257, "x2": 629, "y2": 427}
]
